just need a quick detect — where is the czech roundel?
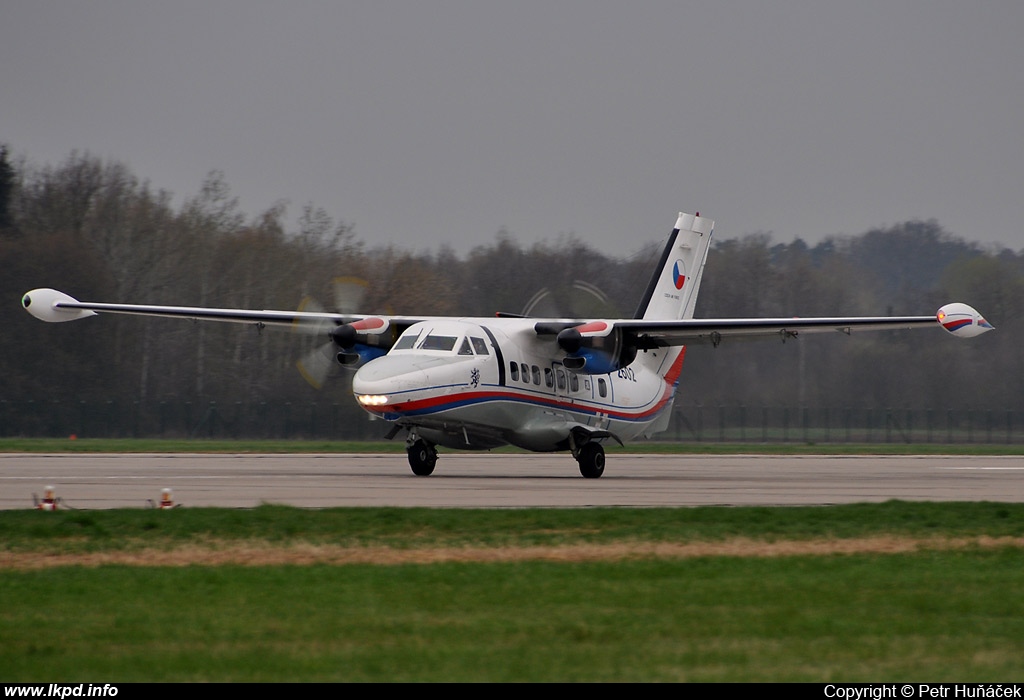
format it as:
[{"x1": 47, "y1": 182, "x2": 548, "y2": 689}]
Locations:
[{"x1": 672, "y1": 260, "x2": 686, "y2": 290}]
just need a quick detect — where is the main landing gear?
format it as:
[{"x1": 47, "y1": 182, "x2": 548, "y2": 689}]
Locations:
[
  {"x1": 403, "y1": 431, "x2": 607, "y2": 478},
  {"x1": 407, "y1": 438, "x2": 438, "y2": 476},
  {"x1": 569, "y1": 427, "x2": 610, "y2": 478},
  {"x1": 575, "y1": 441, "x2": 605, "y2": 479}
]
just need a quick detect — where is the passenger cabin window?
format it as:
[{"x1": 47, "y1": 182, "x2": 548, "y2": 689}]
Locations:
[
  {"x1": 458, "y1": 338, "x2": 474, "y2": 355},
  {"x1": 556, "y1": 368, "x2": 566, "y2": 391},
  {"x1": 421, "y1": 334, "x2": 457, "y2": 351},
  {"x1": 531, "y1": 365, "x2": 541, "y2": 385},
  {"x1": 598, "y1": 378, "x2": 608, "y2": 397},
  {"x1": 570, "y1": 374, "x2": 579, "y2": 392},
  {"x1": 510, "y1": 362, "x2": 519, "y2": 381},
  {"x1": 470, "y1": 337, "x2": 489, "y2": 355},
  {"x1": 521, "y1": 363, "x2": 529, "y2": 382},
  {"x1": 544, "y1": 368, "x2": 553, "y2": 388}
]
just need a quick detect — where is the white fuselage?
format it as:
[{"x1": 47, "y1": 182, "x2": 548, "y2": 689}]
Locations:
[{"x1": 352, "y1": 318, "x2": 685, "y2": 451}]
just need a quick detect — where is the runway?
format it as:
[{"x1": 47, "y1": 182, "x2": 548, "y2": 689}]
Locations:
[{"x1": 1, "y1": 452, "x2": 1022, "y2": 509}]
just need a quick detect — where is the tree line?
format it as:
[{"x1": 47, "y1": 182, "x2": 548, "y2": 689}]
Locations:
[{"x1": 1, "y1": 147, "x2": 1021, "y2": 438}]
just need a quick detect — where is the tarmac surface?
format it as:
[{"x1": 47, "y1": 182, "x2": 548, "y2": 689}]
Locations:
[{"x1": 1, "y1": 452, "x2": 1022, "y2": 509}]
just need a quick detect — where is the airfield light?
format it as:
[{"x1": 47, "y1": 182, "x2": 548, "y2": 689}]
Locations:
[{"x1": 36, "y1": 485, "x2": 59, "y2": 511}]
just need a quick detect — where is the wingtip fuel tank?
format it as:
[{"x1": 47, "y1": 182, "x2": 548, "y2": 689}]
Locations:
[
  {"x1": 937, "y1": 303, "x2": 994, "y2": 338},
  {"x1": 21, "y1": 289, "x2": 97, "y2": 323}
]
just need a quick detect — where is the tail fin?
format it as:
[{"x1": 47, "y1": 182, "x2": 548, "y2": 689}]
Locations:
[{"x1": 634, "y1": 212, "x2": 714, "y2": 321}]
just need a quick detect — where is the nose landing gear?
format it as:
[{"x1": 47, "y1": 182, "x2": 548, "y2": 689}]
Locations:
[{"x1": 407, "y1": 438, "x2": 438, "y2": 476}]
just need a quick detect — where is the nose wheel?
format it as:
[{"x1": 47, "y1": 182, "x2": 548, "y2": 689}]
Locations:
[
  {"x1": 407, "y1": 439, "x2": 438, "y2": 476},
  {"x1": 576, "y1": 441, "x2": 605, "y2": 478}
]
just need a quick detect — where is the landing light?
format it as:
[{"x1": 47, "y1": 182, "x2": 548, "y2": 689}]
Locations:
[{"x1": 358, "y1": 394, "x2": 389, "y2": 406}]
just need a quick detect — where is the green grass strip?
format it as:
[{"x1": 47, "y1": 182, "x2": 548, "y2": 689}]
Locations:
[
  {"x1": 2, "y1": 552, "x2": 1023, "y2": 681},
  {"x1": 3, "y1": 502, "x2": 1023, "y2": 681}
]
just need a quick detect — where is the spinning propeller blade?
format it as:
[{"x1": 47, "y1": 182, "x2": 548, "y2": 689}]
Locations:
[
  {"x1": 521, "y1": 280, "x2": 619, "y2": 319},
  {"x1": 293, "y1": 296, "x2": 339, "y2": 390},
  {"x1": 293, "y1": 277, "x2": 375, "y2": 389}
]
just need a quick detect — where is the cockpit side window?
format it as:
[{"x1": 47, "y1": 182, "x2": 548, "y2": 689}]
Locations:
[
  {"x1": 458, "y1": 338, "x2": 474, "y2": 355},
  {"x1": 470, "y1": 337, "x2": 489, "y2": 355}
]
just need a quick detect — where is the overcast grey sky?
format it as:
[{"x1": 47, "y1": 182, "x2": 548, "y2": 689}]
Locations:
[{"x1": 3, "y1": 1, "x2": 1022, "y2": 256}]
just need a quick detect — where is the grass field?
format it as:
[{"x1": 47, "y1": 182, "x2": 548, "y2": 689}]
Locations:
[{"x1": 2, "y1": 502, "x2": 1023, "y2": 681}]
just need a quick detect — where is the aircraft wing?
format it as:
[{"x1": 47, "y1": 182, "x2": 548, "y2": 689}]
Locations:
[
  {"x1": 537, "y1": 304, "x2": 992, "y2": 373},
  {"x1": 615, "y1": 303, "x2": 994, "y2": 347},
  {"x1": 21, "y1": 287, "x2": 436, "y2": 389},
  {"x1": 618, "y1": 314, "x2": 939, "y2": 348},
  {"x1": 21, "y1": 288, "x2": 424, "y2": 329}
]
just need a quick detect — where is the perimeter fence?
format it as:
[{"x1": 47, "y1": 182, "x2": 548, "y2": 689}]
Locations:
[
  {"x1": 2, "y1": 399, "x2": 1023, "y2": 445},
  {"x1": 666, "y1": 405, "x2": 1024, "y2": 445}
]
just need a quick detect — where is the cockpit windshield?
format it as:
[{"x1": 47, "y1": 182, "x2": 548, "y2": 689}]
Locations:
[
  {"x1": 393, "y1": 333, "x2": 418, "y2": 350},
  {"x1": 392, "y1": 324, "x2": 491, "y2": 355},
  {"x1": 419, "y1": 334, "x2": 458, "y2": 352}
]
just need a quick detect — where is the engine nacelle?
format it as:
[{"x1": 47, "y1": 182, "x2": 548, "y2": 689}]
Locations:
[
  {"x1": 331, "y1": 317, "x2": 395, "y2": 369},
  {"x1": 937, "y1": 303, "x2": 994, "y2": 338},
  {"x1": 557, "y1": 323, "x2": 637, "y2": 374}
]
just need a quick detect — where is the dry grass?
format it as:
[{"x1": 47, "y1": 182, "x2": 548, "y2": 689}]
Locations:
[{"x1": 3, "y1": 535, "x2": 1022, "y2": 570}]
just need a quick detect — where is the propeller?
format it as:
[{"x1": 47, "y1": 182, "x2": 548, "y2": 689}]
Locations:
[
  {"x1": 293, "y1": 297, "x2": 341, "y2": 390},
  {"x1": 521, "y1": 280, "x2": 620, "y2": 319},
  {"x1": 522, "y1": 283, "x2": 633, "y2": 374},
  {"x1": 331, "y1": 276, "x2": 370, "y2": 314},
  {"x1": 294, "y1": 277, "x2": 370, "y2": 389}
]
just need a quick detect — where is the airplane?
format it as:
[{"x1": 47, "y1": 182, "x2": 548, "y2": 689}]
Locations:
[{"x1": 21, "y1": 211, "x2": 994, "y2": 478}]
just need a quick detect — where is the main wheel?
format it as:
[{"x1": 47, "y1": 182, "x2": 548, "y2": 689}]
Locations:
[
  {"x1": 407, "y1": 439, "x2": 438, "y2": 476},
  {"x1": 577, "y1": 442, "x2": 605, "y2": 478}
]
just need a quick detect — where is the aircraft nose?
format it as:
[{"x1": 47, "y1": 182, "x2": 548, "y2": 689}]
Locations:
[
  {"x1": 352, "y1": 353, "x2": 453, "y2": 411},
  {"x1": 354, "y1": 354, "x2": 446, "y2": 390}
]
